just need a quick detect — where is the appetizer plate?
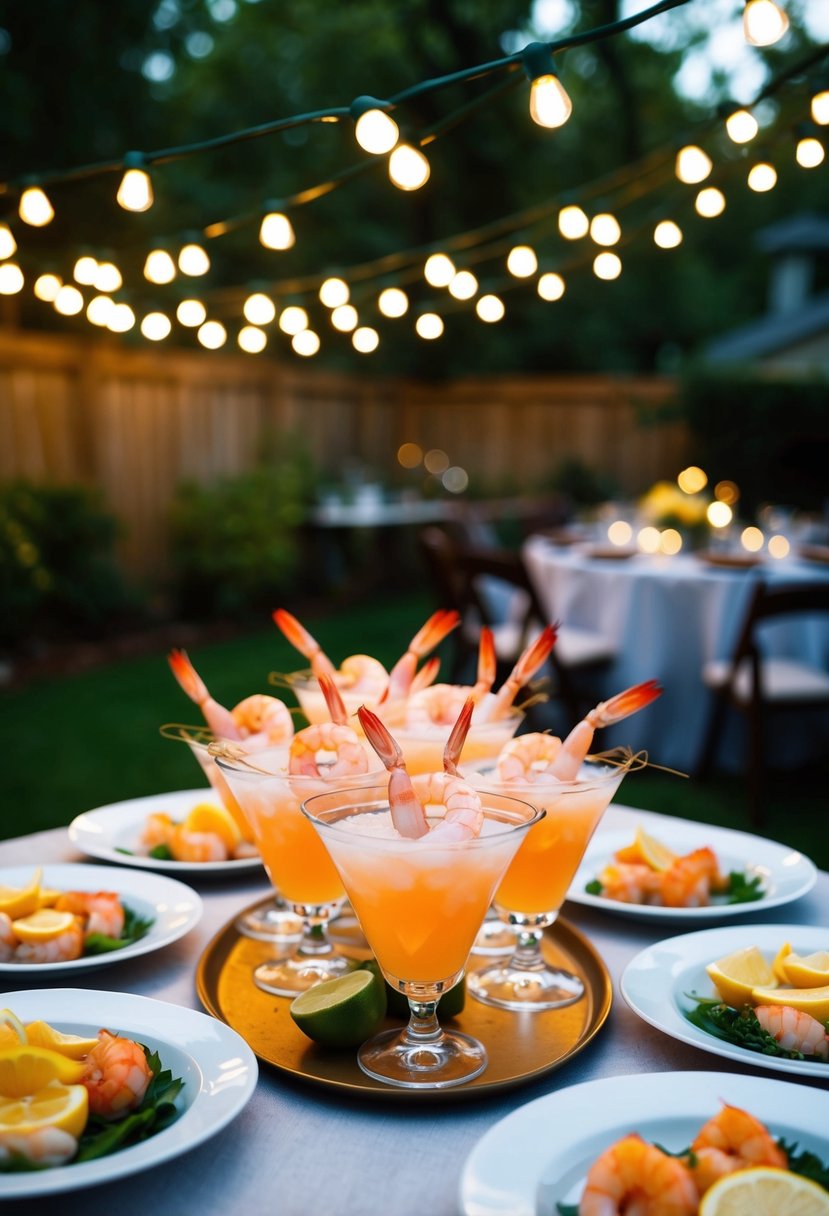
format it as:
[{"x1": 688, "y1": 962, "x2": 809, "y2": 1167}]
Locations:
[
  {"x1": 0, "y1": 987, "x2": 258, "y2": 1197},
  {"x1": 0, "y1": 864, "x2": 202, "y2": 974},
  {"x1": 459, "y1": 1070, "x2": 829, "y2": 1216},
  {"x1": 68, "y1": 790, "x2": 263, "y2": 875},
  {"x1": 568, "y1": 818, "x2": 816, "y2": 922},
  {"x1": 621, "y1": 922, "x2": 829, "y2": 1079}
]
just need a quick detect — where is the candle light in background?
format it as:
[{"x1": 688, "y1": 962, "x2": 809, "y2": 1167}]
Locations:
[
  {"x1": 768, "y1": 534, "x2": 790, "y2": 559},
  {"x1": 741, "y1": 526, "x2": 764, "y2": 552},
  {"x1": 677, "y1": 465, "x2": 708, "y2": 494},
  {"x1": 607, "y1": 520, "x2": 633, "y2": 547},
  {"x1": 637, "y1": 526, "x2": 661, "y2": 554},
  {"x1": 660, "y1": 528, "x2": 683, "y2": 555}
]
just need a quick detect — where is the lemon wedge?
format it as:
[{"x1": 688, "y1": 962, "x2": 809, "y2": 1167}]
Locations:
[
  {"x1": 780, "y1": 950, "x2": 829, "y2": 989},
  {"x1": 699, "y1": 1166, "x2": 829, "y2": 1215},
  {"x1": 751, "y1": 984, "x2": 829, "y2": 1023},
  {"x1": 24, "y1": 1021, "x2": 99, "y2": 1060},
  {"x1": 614, "y1": 826, "x2": 677, "y2": 871},
  {"x1": 0, "y1": 1046, "x2": 85, "y2": 1097},
  {"x1": 0, "y1": 869, "x2": 42, "y2": 920},
  {"x1": 11, "y1": 909, "x2": 77, "y2": 943},
  {"x1": 183, "y1": 802, "x2": 242, "y2": 852},
  {"x1": 771, "y1": 941, "x2": 793, "y2": 984},
  {"x1": 706, "y1": 946, "x2": 777, "y2": 1008},
  {"x1": 0, "y1": 1083, "x2": 88, "y2": 1140}
]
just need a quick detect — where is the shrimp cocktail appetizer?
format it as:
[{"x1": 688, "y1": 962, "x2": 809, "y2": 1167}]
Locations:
[
  {"x1": 467, "y1": 680, "x2": 661, "y2": 1012},
  {"x1": 300, "y1": 700, "x2": 542, "y2": 1089},
  {"x1": 214, "y1": 675, "x2": 386, "y2": 997}
]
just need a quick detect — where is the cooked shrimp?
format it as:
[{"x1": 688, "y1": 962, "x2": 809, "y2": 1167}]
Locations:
[
  {"x1": 496, "y1": 732, "x2": 563, "y2": 782},
  {"x1": 230, "y1": 694, "x2": 294, "y2": 748},
  {"x1": 380, "y1": 609, "x2": 460, "y2": 703},
  {"x1": 0, "y1": 913, "x2": 17, "y2": 962},
  {"x1": 660, "y1": 847, "x2": 721, "y2": 908},
  {"x1": 409, "y1": 655, "x2": 441, "y2": 695},
  {"x1": 579, "y1": 1133, "x2": 697, "y2": 1216},
  {"x1": 289, "y1": 723, "x2": 370, "y2": 779},
  {"x1": 167, "y1": 649, "x2": 242, "y2": 740},
  {"x1": 273, "y1": 608, "x2": 338, "y2": 680},
  {"x1": 406, "y1": 683, "x2": 473, "y2": 729},
  {"x1": 81, "y1": 1029, "x2": 152, "y2": 1120},
  {"x1": 338, "y1": 654, "x2": 389, "y2": 698},
  {"x1": 477, "y1": 625, "x2": 558, "y2": 722},
  {"x1": 414, "y1": 771, "x2": 483, "y2": 841},
  {"x1": 596, "y1": 862, "x2": 663, "y2": 904},
  {"x1": 754, "y1": 1004, "x2": 829, "y2": 1060},
  {"x1": 169, "y1": 825, "x2": 228, "y2": 862},
  {"x1": 0, "y1": 1127, "x2": 79, "y2": 1167},
  {"x1": 142, "y1": 811, "x2": 176, "y2": 850},
  {"x1": 690, "y1": 1103, "x2": 787, "y2": 1194},
  {"x1": 15, "y1": 920, "x2": 84, "y2": 963},
  {"x1": 55, "y1": 891, "x2": 125, "y2": 940},
  {"x1": 548, "y1": 679, "x2": 662, "y2": 780}
]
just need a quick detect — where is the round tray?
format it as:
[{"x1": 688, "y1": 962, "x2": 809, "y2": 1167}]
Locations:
[{"x1": 196, "y1": 896, "x2": 612, "y2": 1102}]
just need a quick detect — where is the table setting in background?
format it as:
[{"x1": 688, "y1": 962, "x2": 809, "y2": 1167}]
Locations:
[{"x1": 0, "y1": 605, "x2": 826, "y2": 1215}]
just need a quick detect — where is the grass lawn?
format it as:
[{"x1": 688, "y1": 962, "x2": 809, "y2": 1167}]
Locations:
[{"x1": 2, "y1": 589, "x2": 826, "y2": 870}]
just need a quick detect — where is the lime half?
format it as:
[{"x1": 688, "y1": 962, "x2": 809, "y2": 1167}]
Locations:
[{"x1": 290, "y1": 970, "x2": 387, "y2": 1048}]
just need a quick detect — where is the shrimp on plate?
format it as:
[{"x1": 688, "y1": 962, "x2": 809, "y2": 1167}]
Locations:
[
  {"x1": 15, "y1": 920, "x2": 84, "y2": 964},
  {"x1": 168, "y1": 649, "x2": 293, "y2": 749},
  {"x1": 594, "y1": 862, "x2": 663, "y2": 905},
  {"x1": 753, "y1": 1005, "x2": 829, "y2": 1060},
  {"x1": 81, "y1": 1029, "x2": 153, "y2": 1120},
  {"x1": 55, "y1": 891, "x2": 125, "y2": 940},
  {"x1": 689, "y1": 1103, "x2": 787, "y2": 1194},
  {"x1": 0, "y1": 1127, "x2": 79, "y2": 1168},
  {"x1": 660, "y1": 846, "x2": 725, "y2": 909},
  {"x1": 579, "y1": 1133, "x2": 698, "y2": 1216},
  {"x1": 0, "y1": 913, "x2": 17, "y2": 962},
  {"x1": 169, "y1": 826, "x2": 229, "y2": 862}
]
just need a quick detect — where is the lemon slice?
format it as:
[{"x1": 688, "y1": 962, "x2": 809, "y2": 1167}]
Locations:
[
  {"x1": 699, "y1": 1166, "x2": 829, "y2": 1215},
  {"x1": 0, "y1": 1083, "x2": 88, "y2": 1139},
  {"x1": 11, "y1": 909, "x2": 77, "y2": 943},
  {"x1": 183, "y1": 802, "x2": 242, "y2": 852},
  {"x1": 614, "y1": 826, "x2": 677, "y2": 871},
  {"x1": 751, "y1": 984, "x2": 829, "y2": 1023},
  {"x1": 0, "y1": 1046, "x2": 85, "y2": 1097},
  {"x1": 772, "y1": 941, "x2": 793, "y2": 984},
  {"x1": 0, "y1": 869, "x2": 42, "y2": 920},
  {"x1": 781, "y1": 950, "x2": 829, "y2": 989},
  {"x1": 290, "y1": 969, "x2": 387, "y2": 1048},
  {"x1": 36, "y1": 888, "x2": 63, "y2": 909},
  {"x1": 0, "y1": 1011, "x2": 27, "y2": 1048},
  {"x1": 706, "y1": 946, "x2": 776, "y2": 1008},
  {"x1": 24, "y1": 1021, "x2": 99, "y2": 1059}
]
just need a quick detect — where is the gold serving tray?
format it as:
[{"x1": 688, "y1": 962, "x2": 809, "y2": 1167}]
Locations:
[{"x1": 196, "y1": 897, "x2": 612, "y2": 1103}]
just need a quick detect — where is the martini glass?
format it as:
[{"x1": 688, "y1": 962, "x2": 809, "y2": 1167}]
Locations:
[
  {"x1": 467, "y1": 753, "x2": 640, "y2": 1011},
  {"x1": 378, "y1": 702, "x2": 523, "y2": 777},
  {"x1": 302, "y1": 781, "x2": 542, "y2": 1089},
  {"x1": 216, "y1": 747, "x2": 384, "y2": 996}
]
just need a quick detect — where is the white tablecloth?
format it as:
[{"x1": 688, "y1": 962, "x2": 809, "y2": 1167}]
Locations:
[
  {"x1": 0, "y1": 806, "x2": 825, "y2": 1216},
  {"x1": 523, "y1": 538, "x2": 829, "y2": 772}
]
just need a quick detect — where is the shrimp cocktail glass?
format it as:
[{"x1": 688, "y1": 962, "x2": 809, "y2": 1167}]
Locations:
[{"x1": 467, "y1": 681, "x2": 661, "y2": 1012}]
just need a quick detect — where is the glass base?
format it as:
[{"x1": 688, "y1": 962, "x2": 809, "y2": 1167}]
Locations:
[
  {"x1": 357, "y1": 1025, "x2": 487, "y2": 1089},
  {"x1": 470, "y1": 916, "x2": 517, "y2": 956},
  {"x1": 467, "y1": 961, "x2": 584, "y2": 1011},
  {"x1": 253, "y1": 952, "x2": 356, "y2": 998},
  {"x1": 236, "y1": 900, "x2": 304, "y2": 943}
]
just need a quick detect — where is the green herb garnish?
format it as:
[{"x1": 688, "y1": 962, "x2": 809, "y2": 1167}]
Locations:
[
  {"x1": 722, "y1": 870, "x2": 764, "y2": 904},
  {"x1": 584, "y1": 879, "x2": 603, "y2": 895},
  {"x1": 148, "y1": 844, "x2": 174, "y2": 861},
  {"x1": 683, "y1": 995, "x2": 826, "y2": 1062},
  {"x1": 83, "y1": 904, "x2": 155, "y2": 955}
]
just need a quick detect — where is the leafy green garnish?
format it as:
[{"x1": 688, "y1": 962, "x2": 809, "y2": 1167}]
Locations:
[
  {"x1": 556, "y1": 1204, "x2": 579, "y2": 1215},
  {"x1": 148, "y1": 844, "x2": 173, "y2": 860},
  {"x1": 74, "y1": 1047, "x2": 184, "y2": 1163},
  {"x1": 83, "y1": 903, "x2": 155, "y2": 956},
  {"x1": 584, "y1": 879, "x2": 603, "y2": 895},
  {"x1": 114, "y1": 847, "x2": 134, "y2": 856},
  {"x1": 683, "y1": 995, "x2": 827, "y2": 1063},
  {"x1": 721, "y1": 869, "x2": 764, "y2": 904},
  {"x1": 780, "y1": 1140, "x2": 829, "y2": 1190}
]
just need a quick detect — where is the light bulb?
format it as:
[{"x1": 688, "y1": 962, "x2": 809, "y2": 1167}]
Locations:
[
  {"x1": 0, "y1": 264, "x2": 24, "y2": 295},
  {"x1": 178, "y1": 243, "x2": 210, "y2": 275},
  {"x1": 388, "y1": 143, "x2": 430, "y2": 191},
  {"x1": 506, "y1": 245, "x2": 538, "y2": 277},
  {"x1": 558, "y1": 204, "x2": 589, "y2": 239},
  {"x1": 0, "y1": 224, "x2": 16, "y2": 259},
  {"x1": 676, "y1": 145, "x2": 712, "y2": 184},
  {"x1": 144, "y1": 249, "x2": 176, "y2": 284},
  {"x1": 117, "y1": 155, "x2": 153, "y2": 211},
  {"x1": 537, "y1": 272, "x2": 565, "y2": 301},
  {"x1": 654, "y1": 220, "x2": 683, "y2": 249},
  {"x1": 424, "y1": 253, "x2": 455, "y2": 287},
  {"x1": 748, "y1": 162, "x2": 777, "y2": 191},
  {"x1": 590, "y1": 213, "x2": 621, "y2": 246},
  {"x1": 279, "y1": 305, "x2": 309, "y2": 335},
  {"x1": 448, "y1": 270, "x2": 478, "y2": 300},
  {"x1": 238, "y1": 325, "x2": 267, "y2": 353},
  {"x1": 415, "y1": 313, "x2": 443, "y2": 340},
  {"x1": 476, "y1": 294, "x2": 505, "y2": 323},
  {"x1": 695, "y1": 187, "x2": 726, "y2": 217},
  {"x1": 796, "y1": 137, "x2": 825, "y2": 169},
  {"x1": 726, "y1": 109, "x2": 758, "y2": 143},
  {"x1": 177, "y1": 299, "x2": 207, "y2": 328},
  {"x1": 108, "y1": 303, "x2": 135, "y2": 333},
  {"x1": 292, "y1": 329, "x2": 320, "y2": 357},
  {"x1": 593, "y1": 252, "x2": 622, "y2": 280},
  {"x1": 352, "y1": 326, "x2": 379, "y2": 353},
  {"x1": 95, "y1": 262, "x2": 122, "y2": 292},
  {"x1": 141, "y1": 312, "x2": 172, "y2": 341},
  {"x1": 812, "y1": 90, "x2": 829, "y2": 125},
  {"x1": 86, "y1": 295, "x2": 114, "y2": 326},
  {"x1": 743, "y1": 0, "x2": 789, "y2": 46},
  {"x1": 378, "y1": 287, "x2": 408, "y2": 317},
  {"x1": 243, "y1": 293, "x2": 276, "y2": 325},
  {"x1": 197, "y1": 320, "x2": 227, "y2": 349},
  {"x1": 34, "y1": 273, "x2": 62, "y2": 302},
  {"x1": 331, "y1": 304, "x2": 358, "y2": 332},
  {"x1": 73, "y1": 256, "x2": 98, "y2": 286},
  {"x1": 259, "y1": 210, "x2": 295, "y2": 251},
  {"x1": 355, "y1": 108, "x2": 399, "y2": 155},
  {"x1": 19, "y1": 185, "x2": 53, "y2": 227},
  {"x1": 529, "y1": 73, "x2": 572, "y2": 129},
  {"x1": 319, "y1": 277, "x2": 349, "y2": 308},
  {"x1": 60, "y1": 280, "x2": 95, "y2": 312}
]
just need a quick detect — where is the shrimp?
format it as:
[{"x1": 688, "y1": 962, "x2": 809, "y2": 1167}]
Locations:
[
  {"x1": 288, "y1": 672, "x2": 372, "y2": 778},
  {"x1": 596, "y1": 862, "x2": 663, "y2": 904},
  {"x1": 476, "y1": 625, "x2": 558, "y2": 722},
  {"x1": 660, "y1": 847, "x2": 722, "y2": 908},
  {"x1": 753, "y1": 1005, "x2": 829, "y2": 1060},
  {"x1": 579, "y1": 1133, "x2": 697, "y2": 1216},
  {"x1": 405, "y1": 630, "x2": 496, "y2": 727},
  {"x1": 689, "y1": 1103, "x2": 788, "y2": 1195},
  {"x1": 547, "y1": 679, "x2": 662, "y2": 780},
  {"x1": 473, "y1": 627, "x2": 497, "y2": 700},
  {"x1": 142, "y1": 812, "x2": 175, "y2": 850},
  {"x1": 167, "y1": 649, "x2": 242, "y2": 740},
  {"x1": 0, "y1": 913, "x2": 17, "y2": 962},
  {"x1": 230, "y1": 694, "x2": 294, "y2": 748},
  {"x1": 55, "y1": 891, "x2": 125, "y2": 940},
  {"x1": 15, "y1": 920, "x2": 84, "y2": 963},
  {"x1": 409, "y1": 655, "x2": 441, "y2": 695},
  {"x1": 380, "y1": 609, "x2": 461, "y2": 703},
  {"x1": 169, "y1": 826, "x2": 228, "y2": 862},
  {"x1": 272, "y1": 608, "x2": 338, "y2": 680},
  {"x1": 274, "y1": 609, "x2": 390, "y2": 699},
  {"x1": 414, "y1": 771, "x2": 483, "y2": 841},
  {"x1": 0, "y1": 1127, "x2": 79, "y2": 1168},
  {"x1": 496, "y1": 732, "x2": 562, "y2": 782},
  {"x1": 81, "y1": 1029, "x2": 152, "y2": 1120}
]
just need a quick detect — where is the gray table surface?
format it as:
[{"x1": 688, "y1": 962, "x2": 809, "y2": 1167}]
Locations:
[{"x1": 0, "y1": 804, "x2": 825, "y2": 1215}]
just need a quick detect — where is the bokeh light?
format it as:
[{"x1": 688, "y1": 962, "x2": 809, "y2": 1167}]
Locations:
[
  {"x1": 677, "y1": 466, "x2": 708, "y2": 494},
  {"x1": 397, "y1": 442, "x2": 423, "y2": 469},
  {"x1": 707, "y1": 501, "x2": 733, "y2": 528},
  {"x1": 741, "y1": 526, "x2": 764, "y2": 552},
  {"x1": 424, "y1": 448, "x2": 449, "y2": 475},
  {"x1": 637, "y1": 526, "x2": 661, "y2": 554},
  {"x1": 660, "y1": 528, "x2": 683, "y2": 555},
  {"x1": 768, "y1": 534, "x2": 790, "y2": 559},
  {"x1": 607, "y1": 520, "x2": 633, "y2": 546},
  {"x1": 442, "y1": 467, "x2": 469, "y2": 493},
  {"x1": 715, "y1": 480, "x2": 739, "y2": 505}
]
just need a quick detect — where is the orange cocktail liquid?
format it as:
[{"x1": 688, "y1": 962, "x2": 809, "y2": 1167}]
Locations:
[
  {"x1": 188, "y1": 740, "x2": 256, "y2": 843},
  {"x1": 495, "y1": 779, "x2": 621, "y2": 914}
]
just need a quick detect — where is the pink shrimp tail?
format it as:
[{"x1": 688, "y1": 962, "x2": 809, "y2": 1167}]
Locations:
[
  {"x1": 381, "y1": 609, "x2": 461, "y2": 702},
  {"x1": 474, "y1": 627, "x2": 497, "y2": 699},
  {"x1": 357, "y1": 705, "x2": 428, "y2": 838},
  {"x1": 318, "y1": 672, "x2": 349, "y2": 725},
  {"x1": 483, "y1": 624, "x2": 557, "y2": 721},
  {"x1": 586, "y1": 679, "x2": 663, "y2": 729},
  {"x1": 167, "y1": 649, "x2": 242, "y2": 740},
  {"x1": 410, "y1": 656, "x2": 440, "y2": 695},
  {"x1": 443, "y1": 697, "x2": 475, "y2": 776},
  {"x1": 273, "y1": 608, "x2": 337, "y2": 679}
]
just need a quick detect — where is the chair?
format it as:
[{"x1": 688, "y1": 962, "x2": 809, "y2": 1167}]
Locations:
[
  {"x1": 417, "y1": 525, "x2": 615, "y2": 728},
  {"x1": 697, "y1": 581, "x2": 829, "y2": 825}
]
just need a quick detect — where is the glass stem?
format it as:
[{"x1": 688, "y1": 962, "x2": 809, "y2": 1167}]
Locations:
[
  {"x1": 509, "y1": 928, "x2": 545, "y2": 972},
  {"x1": 404, "y1": 999, "x2": 442, "y2": 1044},
  {"x1": 297, "y1": 918, "x2": 333, "y2": 958}
]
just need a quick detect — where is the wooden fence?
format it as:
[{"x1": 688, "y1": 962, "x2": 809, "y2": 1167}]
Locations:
[{"x1": 0, "y1": 328, "x2": 688, "y2": 580}]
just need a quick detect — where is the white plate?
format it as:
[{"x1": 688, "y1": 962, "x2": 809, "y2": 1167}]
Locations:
[
  {"x1": 0, "y1": 987, "x2": 258, "y2": 1197},
  {"x1": 68, "y1": 790, "x2": 263, "y2": 875},
  {"x1": 567, "y1": 818, "x2": 817, "y2": 921},
  {"x1": 459, "y1": 1070, "x2": 829, "y2": 1216},
  {"x1": 0, "y1": 864, "x2": 202, "y2": 974},
  {"x1": 622, "y1": 922, "x2": 829, "y2": 1078}
]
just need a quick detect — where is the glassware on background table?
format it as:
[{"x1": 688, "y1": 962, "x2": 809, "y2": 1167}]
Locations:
[
  {"x1": 467, "y1": 753, "x2": 641, "y2": 1011},
  {"x1": 302, "y1": 781, "x2": 542, "y2": 1089}
]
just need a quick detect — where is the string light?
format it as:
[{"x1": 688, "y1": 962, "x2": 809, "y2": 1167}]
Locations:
[
  {"x1": 86, "y1": 295, "x2": 114, "y2": 326},
  {"x1": 388, "y1": 143, "x2": 430, "y2": 191},
  {"x1": 0, "y1": 264, "x2": 24, "y2": 294},
  {"x1": 506, "y1": 245, "x2": 538, "y2": 277},
  {"x1": 537, "y1": 272, "x2": 565, "y2": 300},
  {"x1": 243, "y1": 292, "x2": 276, "y2": 325},
  {"x1": 108, "y1": 303, "x2": 136, "y2": 332},
  {"x1": 378, "y1": 287, "x2": 409, "y2": 317},
  {"x1": 558, "y1": 204, "x2": 589, "y2": 239},
  {"x1": 747, "y1": 162, "x2": 777, "y2": 191},
  {"x1": 144, "y1": 249, "x2": 176, "y2": 284},
  {"x1": 695, "y1": 187, "x2": 726, "y2": 217},
  {"x1": 292, "y1": 329, "x2": 320, "y2": 356},
  {"x1": 590, "y1": 213, "x2": 621, "y2": 246},
  {"x1": 768, "y1": 534, "x2": 790, "y2": 559},
  {"x1": 177, "y1": 299, "x2": 207, "y2": 327},
  {"x1": 741, "y1": 526, "x2": 764, "y2": 552},
  {"x1": 654, "y1": 219, "x2": 683, "y2": 248},
  {"x1": 675, "y1": 145, "x2": 712, "y2": 184},
  {"x1": 796, "y1": 134, "x2": 825, "y2": 168},
  {"x1": 19, "y1": 184, "x2": 54, "y2": 227},
  {"x1": 197, "y1": 320, "x2": 227, "y2": 349},
  {"x1": 352, "y1": 326, "x2": 379, "y2": 352},
  {"x1": 742, "y1": 0, "x2": 789, "y2": 47},
  {"x1": 678, "y1": 466, "x2": 707, "y2": 493},
  {"x1": 259, "y1": 208, "x2": 295, "y2": 250},
  {"x1": 522, "y1": 43, "x2": 572, "y2": 129},
  {"x1": 725, "y1": 108, "x2": 759, "y2": 143},
  {"x1": 476, "y1": 294, "x2": 505, "y2": 322},
  {"x1": 448, "y1": 270, "x2": 478, "y2": 300},
  {"x1": 72, "y1": 256, "x2": 98, "y2": 286},
  {"x1": 0, "y1": 225, "x2": 17, "y2": 259},
  {"x1": 116, "y1": 153, "x2": 153, "y2": 212},
  {"x1": 178, "y1": 242, "x2": 211, "y2": 275},
  {"x1": 34, "y1": 273, "x2": 62, "y2": 302},
  {"x1": 351, "y1": 97, "x2": 399, "y2": 155},
  {"x1": 331, "y1": 304, "x2": 358, "y2": 332},
  {"x1": 319, "y1": 277, "x2": 349, "y2": 308},
  {"x1": 238, "y1": 325, "x2": 267, "y2": 353},
  {"x1": 593, "y1": 252, "x2": 622, "y2": 280},
  {"x1": 279, "y1": 305, "x2": 309, "y2": 334},
  {"x1": 95, "y1": 262, "x2": 122, "y2": 292},
  {"x1": 424, "y1": 253, "x2": 455, "y2": 287},
  {"x1": 54, "y1": 285, "x2": 84, "y2": 313},
  {"x1": 415, "y1": 313, "x2": 443, "y2": 339},
  {"x1": 813, "y1": 89, "x2": 829, "y2": 125},
  {"x1": 140, "y1": 312, "x2": 172, "y2": 341}
]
